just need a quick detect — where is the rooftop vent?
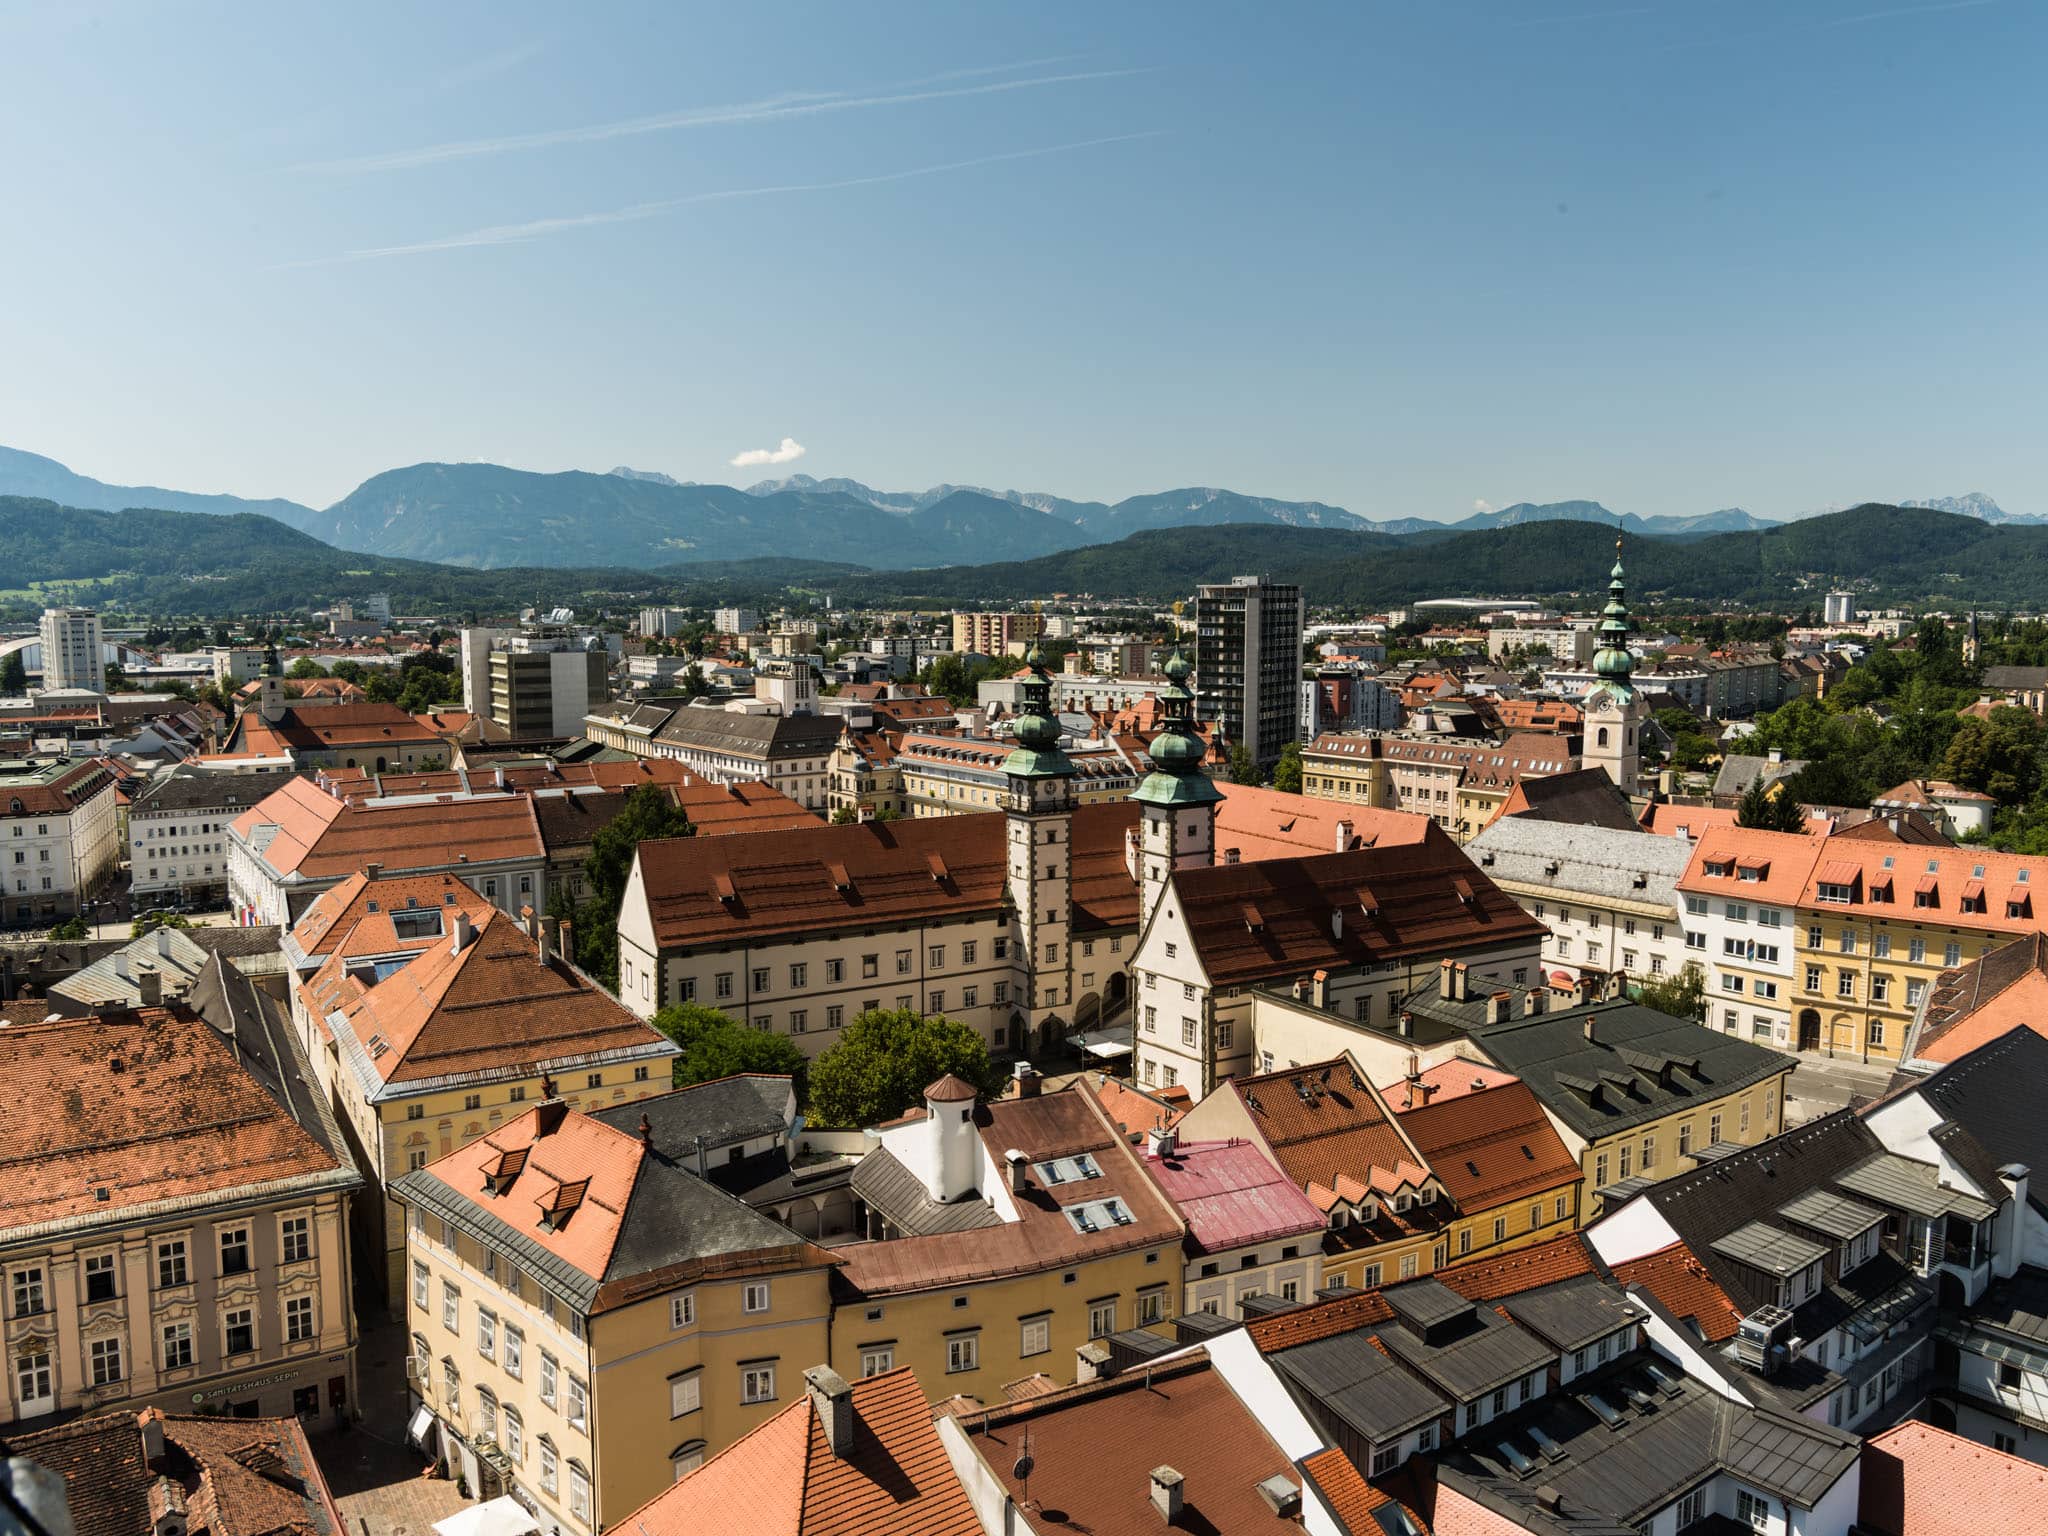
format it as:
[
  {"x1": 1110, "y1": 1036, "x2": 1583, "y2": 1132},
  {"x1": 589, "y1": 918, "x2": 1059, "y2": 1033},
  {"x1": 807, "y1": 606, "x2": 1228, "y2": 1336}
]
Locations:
[{"x1": 1256, "y1": 1474, "x2": 1301, "y2": 1516}]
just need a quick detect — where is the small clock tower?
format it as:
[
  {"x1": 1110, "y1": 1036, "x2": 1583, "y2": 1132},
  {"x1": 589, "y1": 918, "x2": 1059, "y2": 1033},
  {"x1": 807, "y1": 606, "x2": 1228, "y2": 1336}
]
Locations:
[{"x1": 1581, "y1": 536, "x2": 1646, "y2": 794}]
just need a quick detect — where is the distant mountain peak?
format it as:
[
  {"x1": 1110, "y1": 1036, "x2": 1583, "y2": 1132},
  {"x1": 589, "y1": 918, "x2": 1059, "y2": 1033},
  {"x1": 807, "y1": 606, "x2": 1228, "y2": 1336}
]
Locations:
[
  {"x1": 1902, "y1": 492, "x2": 2013, "y2": 521},
  {"x1": 610, "y1": 465, "x2": 683, "y2": 487}
]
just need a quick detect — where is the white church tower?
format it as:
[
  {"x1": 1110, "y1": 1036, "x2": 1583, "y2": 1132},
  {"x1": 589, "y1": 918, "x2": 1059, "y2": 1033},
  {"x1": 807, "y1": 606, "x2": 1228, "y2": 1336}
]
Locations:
[
  {"x1": 1581, "y1": 535, "x2": 1646, "y2": 794},
  {"x1": 1130, "y1": 649, "x2": 1221, "y2": 932}
]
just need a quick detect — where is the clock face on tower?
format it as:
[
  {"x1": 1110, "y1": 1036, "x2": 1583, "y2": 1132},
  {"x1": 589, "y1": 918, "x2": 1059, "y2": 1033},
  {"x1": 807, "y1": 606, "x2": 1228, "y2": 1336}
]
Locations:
[{"x1": 1587, "y1": 691, "x2": 1618, "y2": 716}]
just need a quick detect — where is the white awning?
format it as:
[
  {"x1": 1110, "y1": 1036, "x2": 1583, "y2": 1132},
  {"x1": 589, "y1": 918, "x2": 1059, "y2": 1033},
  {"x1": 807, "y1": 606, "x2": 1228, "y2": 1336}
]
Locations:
[
  {"x1": 407, "y1": 1405, "x2": 435, "y2": 1445},
  {"x1": 433, "y1": 1498, "x2": 540, "y2": 1536},
  {"x1": 1074, "y1": 1032, "x2": 1132, "y2": 1060}
]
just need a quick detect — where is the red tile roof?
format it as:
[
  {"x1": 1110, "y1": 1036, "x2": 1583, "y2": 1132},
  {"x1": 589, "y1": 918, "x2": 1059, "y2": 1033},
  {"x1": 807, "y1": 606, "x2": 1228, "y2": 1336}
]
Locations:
[
  {"x1": 288, "y1": 869, "x2": 497, "y2": 962},
  {"x1": 622, "y1": 1366, "x2": 980, "y2": 1536},
  {"x1": 4, "y1": 1408, "x2": 348, "y2": 1536},
  {"x1": 832, "y1": 1086, "x2": 1181, "y2": 1295},
  {"x1": 1391, "y1": 1077, "x2": 1581, "y2": 1213},
  {"x1": 1137, "y1": 1136, "x2": 1327, "y2": 1254},
  {"x1": 636, "y1": 801, "x2": 1140, "y2": 950},
  {"x1": 0, "y1": 1007, "x2": 349, "y2": 1233},
  {"x1": 1210, "y1": 782, "x2": 1435, "y2": 863},
  {"x1": 313, "y1": 907, "x2": 668, "y2": 1087},
  {"x1": 231, "y1": 700, "x2": 444, "y2": 754},
  {"x1": 1608, "y1": 1240, "x2": 1744, "y2": 1343},
  {"x1": 1229, "y1": 1055, "x2": 1425, "y2": 1207},
  {"x1": 1302, "y1": 1447, "x2": 1431, "y2": 1536},
  {"x1": 1859, "y1": 1421, "x2": 2048, "y2": 1536},
  {"x1": 1091, "y1": 1073, "x2": 1187, "y2": 1142},
  {"x1": 231, "y1": 774, "x2": 544, "y2": 880},
  {"x1": 1172, "y1": 827, "x2": 1545, "y2": 988},
  {"x1": 1911, "y1": 934, "x2": 2048, "y2": 1065},
  {"x1": 962, "y1": 1354, "x2": 1299, "y2": 1536}
]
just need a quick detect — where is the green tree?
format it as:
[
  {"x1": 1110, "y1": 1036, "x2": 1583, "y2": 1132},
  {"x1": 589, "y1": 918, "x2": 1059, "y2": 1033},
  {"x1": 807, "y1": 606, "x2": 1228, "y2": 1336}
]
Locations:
[
  {"x1": 49, "y1": 916, "x2": 89, "y2": 940},
  {"x1": 809, "y1": 1008, "x2": 1006, "y2": 1128},
  {"x1": 1735, "y1": 774, "x2": 1806, "y2": 833},
  {"x1": 1938, "y1": 706, "x2": 2046, "y2": 805},
  {"x1": 0, "y1": 651, "x2": 25, "y2": 695},
  {"x1": 1635, "y1": 962, "x2": 1707, "y2": 1024},
  {"x1": 573, "y1": 783, "x2": 694, "y2": 987},
  {"x1": 131, "y1": 911, "x2": 193, "y2": 939},
  {"x1": 651, "y1": 1003, "x2": 810, "y2": 1094},
  {"x1": 1669, "y1": 731, "x2": 1718, "y2": 772},
  {"x1": 287, "y1": 657, "x2": 327, "y2": 680},
  {"x1": 1271, "y1": 741, "x2": 1304, "y2": 795},
  {"x1": 1227, "y1": 743, "x2": 1261, "y2": 786}
]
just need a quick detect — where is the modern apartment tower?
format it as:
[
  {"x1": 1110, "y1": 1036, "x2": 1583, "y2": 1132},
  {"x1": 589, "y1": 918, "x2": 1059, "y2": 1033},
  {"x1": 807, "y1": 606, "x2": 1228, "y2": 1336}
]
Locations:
[
  {"x1": 38, "y1": 606, "x2": 103, "y2": 692},
  {"x1": 1192, "y1": 575, "x2": 1302, "y2": 769}
]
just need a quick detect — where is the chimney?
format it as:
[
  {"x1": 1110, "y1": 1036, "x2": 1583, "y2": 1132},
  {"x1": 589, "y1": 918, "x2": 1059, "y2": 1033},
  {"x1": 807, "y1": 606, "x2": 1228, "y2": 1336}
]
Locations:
[
  {"x1": 1583, "y1": 1017, "x2": 1598, "y2": 1045},
  {"x1": 1536, "y1": 1487, "x2": 1565, "y2": 1517},
  {"x1": 1578, "y1": 973, "x2": 1599, "y2": 1005},
  {"x1": 365, "y1": 861, "x2": 383, "y2": 880},
  {"x1": 803, "y1": 1366, "x2": 855, "y2": 1457},
  {"x1": 148, "y1": 1477, "x2": 187, "y2": 1536},
  {"x1": 450, "y1": 911, "x2": 475, "y2": 954},
  {"x1": 533, "y1": 1099, "x2": 569, "y2": 1138},
  {"x1": 1312, "y1": 969, "x2": 1330, "y2": 1009},
  {"x1": 1767, "y1": 748, "x2": 1783, "y2": 764},
  {"x1": 1602, "y1": 970, "x2": 1625, "y2": 1002},
  {"x1": 539, "y1": 915, "x2": 559, "y2": 964},
  {"x1": 138, "y1": 1406, "x2": 167, "y2": 1468},
  {"x1": 1012, "y1": 1060, "x2": 1042, "y2": 1099},
  {"x1": 1453, "y1": 962, "x2": 1470, "y2": 1002},
  {"x1": 1331, "y1": 908, "x2": 1344, "y2": 941},
  {"x1": 637, "y1": 1112, "x2": 654, "y2": 1145},
  {"x1": 1150, "y1": 1467, "x2": 1185, "y2": 1525},
  {"x1": 1524, "y1": 988, "x2": 1549, "y2": 1017},
  {"x1": 559, "y1": 919, "x2": 574, "y2": 963},
  {"x1": 520, "y1": 903, "x2": 537, "y2": 937},
  {"x1": 1439, "y1": 957, "x2": 1457, "y2": 1000},
  {"x1": 1486, "y1": 990, "x2": 1511, "y2": 1025},
  {"x1": 1006, "y1": 1149, "x2": 1030, "y2": 1194},
  {"x1": 1397, "y1": 1010, "x2": 1414, "y2": 1037},
  {"x1": 138, "y1": 969, "x2": 162, "y2": 1008},
  {"x1": 1334, "y1": 818, "x2": 1353, "y2": 851},
  {"x1": 1146, "y1": 1124, "x2": 1178, "y2": 1160}
]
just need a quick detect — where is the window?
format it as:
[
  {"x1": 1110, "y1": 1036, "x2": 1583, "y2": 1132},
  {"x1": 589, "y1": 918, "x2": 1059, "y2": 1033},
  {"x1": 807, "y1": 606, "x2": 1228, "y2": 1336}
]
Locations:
[
  {"x1": 1555, "y1": 1195, "x2": 1568, "y2": 1220},
  {"x1": 671, "y1": 1293, "x2": 695, "y2": 1330},
  {"x1": 1873, "y1": 932, "x2": 1891, "y2": 958},
  {"x1": 408, "y1": 1149, "x2": 428, "y2": 1171},
  {"x1": 1836, "y1": 971, "x2": 1856, "y2": 999},
  {"x1": 1216, "y1": 1021, "x2": 1233, "y2": 1051},
  {"x1": 1909, "y1": 937, "x2": 1926, "y2": 963},
  {"x1": 1459, "y1": 1229, "x2": 1473, "y2": 1256},
  {"x1": 862, "y1": 953, "x2": 879, "y2": 978},
  {"x1": 1138, "y1": 1290, "x2": 1166, "y2": 1325},
  {"x1": 1944, "y1": 942, "x2": 1962, "y2": 967},
  {"x1": 1021, "y1": 1317, "x2": 1051, "y2": 1356},
  {"x1": 219, "y1": 1226, "x2": 251, "y2": 1276},
  {"x1": 896, "y1": 949, "x2": 912, "y2": 974},
  {"x1": 1871, "y1": 974, "x2": 1889, "y2": 1004},
  {"x1": 225, "y1": 1307, "x2": 255, "y2": 1355},
  {"x1": 566, "y1": 1373, "x2": 589, "y2": 1427},
  {"x1": 670, "y1": 1373, "x2": 701, "y2": 1417},
  {"x1": 540, "y1": 1439, "x2": 559, "y2": 1496},
  {"x1": 1089, "y1": 1300, "x2": 1117, "y2": 1337},
  {"x1": 1492, "y1": 1216, "x2": 1507, "y2": 1244},
  {"x1": 162, "y1": 1320, "x2": 195, "y2": 1369},
  {"x1": 286, "y1": 1294, "x2": 315, "y2": 1342},
  {"x1": 408, "y1": 1103, "x2": 426, "y2": 1121},
  {"x1": 158, "y1": 1240, "x2": 189, "y2": 1289},
  {"x1": 790, "y1": 962, "x2": 807, "y2": 988},
  {"x1": 1181, "y1": 1017, "x2": 1197, "y2": 1047},
  {"x1": 478, "y1": 1308, "x2": 497, "y2": 1359},
  {"x1": 1735, "y1": 1489, "x2": 1769, "y2": 1531},
  {"x1": 946, "y1": 1335, "x2": 979, "y2": 1373},
  {"x1": 280, "y1": 1214, "x2": 311, "y2": 1264},
  {"x1": 539, "y1": 1351, "x2": 558, "y2": 1408},
  {"x1": 84, "y1": 1252, "x2": 117, "y2": 1302},
  {"x1": 89, "y1": 1335, "x2": 123, "y2": 1386},
  {"x1": 742, "y1": 1364, "x2": 778, "y2": 1402},
  {"x1": 743, "y1": 1282, "x2": 771, "y2": 1314},
  {"x1": 441, "y1": 1279, "x2": 461, "y2": 1332},
  {"x1": 569, "y1": 1463, "x2": 591, "y2": 1523},
  {"x1": 1641, "y1": 1133, "x2": 1656, "y2": 1171},
  {"x1": 1594, "y1": 1153, "x2": 1608, "y2": 1188},
  {"x1": 1709, "y1": 1112, "x2": 1723, "y2": 1143},
  {"x1": 504, "y1": 1324, "x2": 523, "y2": 1378},
  {"x1": 1676, "y1": 1489, "x2": 1705, "y2": 1529}
]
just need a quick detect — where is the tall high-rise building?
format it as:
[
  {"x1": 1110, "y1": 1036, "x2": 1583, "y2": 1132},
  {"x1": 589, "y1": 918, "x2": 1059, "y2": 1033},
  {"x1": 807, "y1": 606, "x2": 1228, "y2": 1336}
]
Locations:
[
  {"x1": 950, "y1": 610, "x2": 1043, "y2": 657},
  {"x1": 1191, "y1": 575, "x2": 1302, "y2": 769},
  {"x1": 460, "y1": 626, "x2": 611, "y2": 738},
  {"x1": 1823, "y1": 590, "x2": 1856, "y2": 626},
  {"x1": 38, "y1": 606, "x2": 103, "y2": 692}
]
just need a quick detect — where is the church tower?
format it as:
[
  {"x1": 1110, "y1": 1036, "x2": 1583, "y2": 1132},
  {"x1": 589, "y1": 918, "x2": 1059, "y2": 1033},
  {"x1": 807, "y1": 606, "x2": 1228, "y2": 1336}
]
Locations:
[
  {"x1": 1130, "y1": 650, "x2": 1221, "y2": 932},
  {"x1": 1002, "y1": 645, "x2": 1077, "y2": 1049},
  {"x1": 1581, "y1": 536, "x2": 1646, "y2": 793}
]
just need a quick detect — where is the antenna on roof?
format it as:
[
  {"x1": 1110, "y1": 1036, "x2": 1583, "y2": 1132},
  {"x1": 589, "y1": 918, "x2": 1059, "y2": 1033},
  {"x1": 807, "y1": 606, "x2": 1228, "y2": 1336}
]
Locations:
[{"x1": 1014, "y1": 1425, "x2": 1035, "y2": 1507}]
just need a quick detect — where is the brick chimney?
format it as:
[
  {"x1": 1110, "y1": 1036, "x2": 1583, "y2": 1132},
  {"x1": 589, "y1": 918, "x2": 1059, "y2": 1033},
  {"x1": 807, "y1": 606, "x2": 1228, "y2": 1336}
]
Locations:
[
  {"x1": 804, "y1": 1366, "x2": 855, "y2": 1457},
  {"x1": 1150, "y1": 1467, "x2": 1185, "y2": 1524},
  {"x1": 1439, "y1": 957, "x2": 1457, "y2": 1001},
  {"x1": 138, "y1": 968, "x2": 162, "y2": 1008},
  {"x1": 1011, "y1": 1061, "x2": 1042, "y2": 1099},
  {"x1": 1007, "y1": 1149, "x2": 1030, "y2": 1194}
]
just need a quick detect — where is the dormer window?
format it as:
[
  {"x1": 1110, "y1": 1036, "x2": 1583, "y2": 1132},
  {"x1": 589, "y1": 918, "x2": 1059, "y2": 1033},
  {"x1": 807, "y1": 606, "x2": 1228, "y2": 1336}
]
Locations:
[{"x1": 1704, "y1": 859, "x2": 1734, "y2": 879}]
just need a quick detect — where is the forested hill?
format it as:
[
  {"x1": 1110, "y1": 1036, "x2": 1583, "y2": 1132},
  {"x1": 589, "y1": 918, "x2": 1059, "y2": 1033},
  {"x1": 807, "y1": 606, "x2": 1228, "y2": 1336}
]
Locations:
[{"x1": 831, "y1": 504, "x2": 2043, "y2": 607}]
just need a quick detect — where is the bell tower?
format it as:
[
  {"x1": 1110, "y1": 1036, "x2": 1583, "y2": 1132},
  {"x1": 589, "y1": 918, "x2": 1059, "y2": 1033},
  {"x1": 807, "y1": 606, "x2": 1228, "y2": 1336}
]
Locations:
[
  {"x1": 1002, "y1": 644, "x2": 1077, "y2": 1049},
  {"x1": 1130, "y1": 650, "x2": 1221, "y2": 932},
  {"x1": 1581, "y1": 534, "x2": 1646, "y2": 793}
]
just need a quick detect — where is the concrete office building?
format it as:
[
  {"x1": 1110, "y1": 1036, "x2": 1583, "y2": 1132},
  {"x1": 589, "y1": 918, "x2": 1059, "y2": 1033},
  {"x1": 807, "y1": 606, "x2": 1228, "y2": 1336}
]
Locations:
[
  {"x1": 37, "y1": 607, "x2": 103, "y2": 693},
  {"x1": 1192, "y1": 575, "x2": 1303, "y2": 770}
]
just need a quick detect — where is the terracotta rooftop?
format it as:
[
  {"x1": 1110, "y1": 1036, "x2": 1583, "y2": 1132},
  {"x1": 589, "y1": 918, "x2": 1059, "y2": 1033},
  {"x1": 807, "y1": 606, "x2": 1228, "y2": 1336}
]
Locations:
[
  {"x1": 1138, "y1": 1136, "x2": 1327, "y2": 1255},
  {"x1": 961, "y1": 1353, "x2": 1301, "y2": 1536},
  {"x1": 0, "y1": 757, "x2": 116, "y2": 817},
  {"x1": 229, "y1": 700, "x2": 445, "y2": 755},
  {"x1": 1676, "y1": 825, "x2": 1822, "y2": 905},
  {"x1": 1860, "y1": 1421, "x2": 2048, "y2": 1536},
  {"x1": 1170, "y1": 827, "x2": 1545, "y2": 988},
  {"x1": 1, "y1": 1408, "x2": 347, "y2": 1536},
  {"x1": 1091, "y1": 1073, "x2": 1187, "y2": 1142},
  {"x1": 1301, "y1": 1447, "x2": 1431, "y2": 1536},
  {"x1": 1909, "y1": 932, "x2": 2048, "y2": 1066},
  {"x1": 1608, "y1": 1240, "x2": 1744, "y2": 1343},
  {"x1": 230, "y1": 774, "x2": 544, "y2": 881},
  {"x1": 635, "y1": 801, "x2": 1141, "y2": 950},
  {"x1": 619, "y1": 1366, "x2": 979, "y2": 1536},
  {"x1": 0, "y1": 1007, "x2": 353, "y2": 1235},
  {"x1": 287, "y1": 869, "x2": 497, "y2": 965},
  {"x1": 1386, "y1": 1059, "x2": 1520, "y2": 1108},
  {"x1": 1210, "y1": 781, "x2": 1435, "y2": 863},
  {"x1": 831, "y1": 1086, "x2": 1181, "y2": 1296},
  {"x1": 313, "y1": 907, "x2": 672, "y2": 1092},
  {"x1": 1228, "y1": 1054, "x2": 1430, "y2": 1211},
  {"x1": 1390, "y1": 1076, "x2": 1581, "y2": 1213}
]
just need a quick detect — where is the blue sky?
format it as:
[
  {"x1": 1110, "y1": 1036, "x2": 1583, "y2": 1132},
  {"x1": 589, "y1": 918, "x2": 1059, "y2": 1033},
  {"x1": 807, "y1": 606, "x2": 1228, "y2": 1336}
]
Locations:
[{"x1": 2, "y1": 0, "x2": 2041, "y2": 521}]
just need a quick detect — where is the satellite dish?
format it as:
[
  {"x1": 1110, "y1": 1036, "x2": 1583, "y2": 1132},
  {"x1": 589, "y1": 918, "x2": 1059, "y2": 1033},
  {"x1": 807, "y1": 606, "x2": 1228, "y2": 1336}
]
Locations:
[{"x1": 1013, "y1": 1452, "x2": 1035, "y2": 1481}]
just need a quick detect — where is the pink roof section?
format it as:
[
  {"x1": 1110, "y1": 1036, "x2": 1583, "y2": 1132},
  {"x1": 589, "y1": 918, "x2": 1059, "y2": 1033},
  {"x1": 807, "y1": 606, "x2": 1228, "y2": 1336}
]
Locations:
[
  {"x1": 1139, "y1": 1137, "x2": 1326, "y2": 1255},
  {"x1": 1394, "y1": 1059, "x2": 1519, "y2": 1107}
]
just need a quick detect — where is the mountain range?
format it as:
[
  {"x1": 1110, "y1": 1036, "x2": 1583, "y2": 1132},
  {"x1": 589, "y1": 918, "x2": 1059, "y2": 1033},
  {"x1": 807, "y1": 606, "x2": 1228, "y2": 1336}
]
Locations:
[{"x1": 0, "y1": 443, "x2": 2013, "y2": 571}]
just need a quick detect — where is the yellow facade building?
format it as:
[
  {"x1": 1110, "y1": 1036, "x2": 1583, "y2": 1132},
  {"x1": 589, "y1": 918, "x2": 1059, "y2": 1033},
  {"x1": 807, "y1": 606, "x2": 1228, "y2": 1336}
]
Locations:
[{"x1": 394, "y1": 1095, "x2": 839, "y2": 1531}]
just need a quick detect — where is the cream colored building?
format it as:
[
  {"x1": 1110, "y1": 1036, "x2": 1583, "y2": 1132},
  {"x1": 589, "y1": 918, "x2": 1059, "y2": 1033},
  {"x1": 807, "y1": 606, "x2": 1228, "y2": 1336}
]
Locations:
[
  {"x1": 951, "y1": 611, "x2": 1042, "y2": 657},
  {"x1": 286, "y1": 873, "x2": 677, "y2": 1298},
  {"x1": 0, "y1": 1002, "x2": 360, "y2": 1430},
  {"x1": 395, "y1": 1096, "x2": 837, "y2": 1532}
]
